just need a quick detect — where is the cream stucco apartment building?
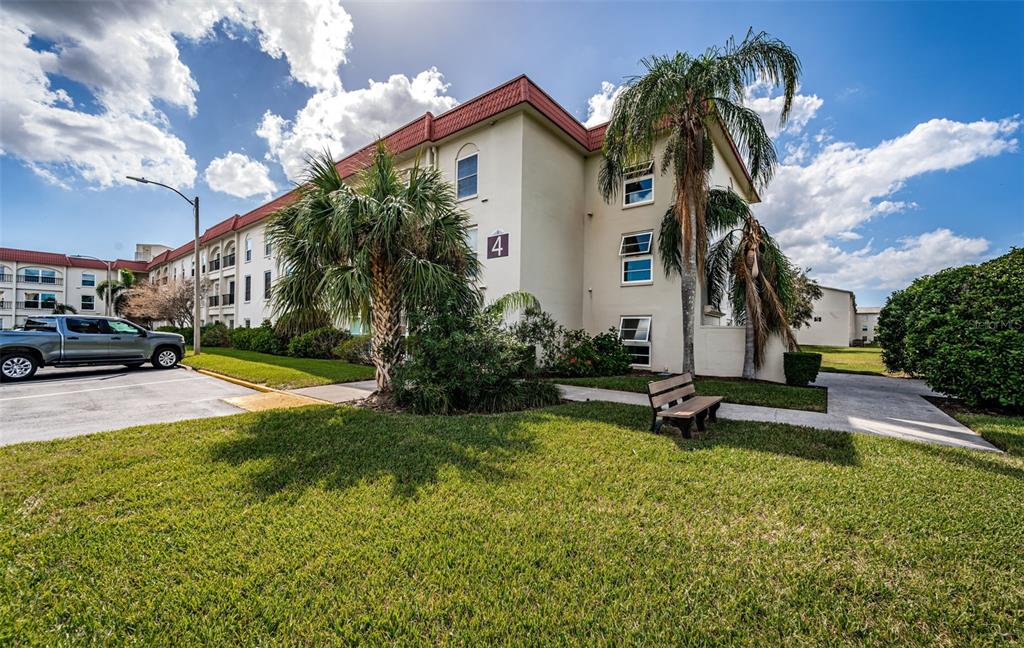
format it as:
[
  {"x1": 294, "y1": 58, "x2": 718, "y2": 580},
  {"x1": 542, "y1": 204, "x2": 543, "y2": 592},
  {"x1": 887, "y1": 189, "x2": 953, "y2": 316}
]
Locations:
[{"x1": 2, "y1": 76, "x2": 788, "y2": 382}]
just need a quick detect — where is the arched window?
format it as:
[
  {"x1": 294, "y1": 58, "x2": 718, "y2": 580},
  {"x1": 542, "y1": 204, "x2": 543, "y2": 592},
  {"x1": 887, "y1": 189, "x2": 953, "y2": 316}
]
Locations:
[
  {"x1": 244, "y1": 235, "x2": 253, "y2": 262},
  {"x1": 455, "y1": 143, "x2": 479, "y2": 201}
]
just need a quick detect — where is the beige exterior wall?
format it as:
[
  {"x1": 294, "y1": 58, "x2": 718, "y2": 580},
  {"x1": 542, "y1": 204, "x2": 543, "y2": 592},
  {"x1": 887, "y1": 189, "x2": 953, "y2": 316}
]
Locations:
[
  {"x1": 856, "y1": 309, "x2": 880, "y2": 343},
  {"x1": 795, "y1": 286, "x2": 856, "y2": 347},
  {"x1": 0, "y1": 261, "x2": 143, "y2": 328}
]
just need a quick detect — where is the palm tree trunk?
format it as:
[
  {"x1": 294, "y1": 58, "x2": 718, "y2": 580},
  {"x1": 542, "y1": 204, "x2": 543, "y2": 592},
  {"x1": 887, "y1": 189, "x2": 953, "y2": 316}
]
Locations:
[
  {"x1": 369, "y1": 254, "x2": 403, "y2": 392},
  {"x1": 742, "y1": 320, "x2": 756, "y2": 380},
  {"x1": 680, "y1": 195, "x2": 697, "y2": 376}
]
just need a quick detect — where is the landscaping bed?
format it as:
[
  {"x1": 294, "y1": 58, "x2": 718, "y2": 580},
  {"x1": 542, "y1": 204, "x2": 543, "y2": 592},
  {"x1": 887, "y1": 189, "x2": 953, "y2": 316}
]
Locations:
[
  {"x1": 554, "y1": 374, "x2": 827, "y2": 412},
  {"x1": 3, "y1": 402, "x2": 1022, "y2": 644},
  {"x1": 183, "y1": 347, "x2": 373, "y2": 389}
]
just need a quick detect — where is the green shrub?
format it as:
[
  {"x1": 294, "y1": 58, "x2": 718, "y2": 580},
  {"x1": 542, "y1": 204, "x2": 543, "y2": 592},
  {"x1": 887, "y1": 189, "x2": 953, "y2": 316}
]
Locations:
[
  {"x1": 288, "y1": 326, "x2": 350, "y2": 359},
  {"x1": 156, "y1": 325, "x2": 193, "y2": 341},
  {"x1": 333, "y1": 335, "x2": 371, "y2": 365},
  {"x1": 394, "y1": 300, "x2": 559, "y2": 415},
  {"x1": 200, "y1": 322, "x2": 230, "y2": 347},
  {"x1": 229, "y1": 320, "x2": 286, "y2": 355},
  {"x1": 512, "y1": 309, "x2": 632, "y2": 377},
  {"x1": 784, "y1": 352, "x2": 822, "y2": 387},
  {"x1": 880, "y1": 249, "x2": 1023, "y2": 408}
]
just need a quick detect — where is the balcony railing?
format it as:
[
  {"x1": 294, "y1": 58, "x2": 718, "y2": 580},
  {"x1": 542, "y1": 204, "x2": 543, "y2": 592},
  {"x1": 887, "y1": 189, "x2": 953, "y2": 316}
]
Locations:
[
  {"x1": 17, "y1": 275, "x2": 63, "y2": 286},
  {"x1": 208, "y1": 295, "x2": 220, "y2": 307},
  {"x1": 17, "y1": 301, "x2": 57, "y2": 310},
  {"x1": 0, "y1": 273, "x2": 12, "y2": 282},
  {"x1": 222, "y1": 253, "x2": 236, "y2": 268},
  {"x1": 0, "y1": 301, "x2": 10, "y2": 309},
  {"x1": 221, "y1": 293, "x2": 235, "y2": 306},
  {"x1": 209, "y1": 259, "x2": 221, "y2": 272}
]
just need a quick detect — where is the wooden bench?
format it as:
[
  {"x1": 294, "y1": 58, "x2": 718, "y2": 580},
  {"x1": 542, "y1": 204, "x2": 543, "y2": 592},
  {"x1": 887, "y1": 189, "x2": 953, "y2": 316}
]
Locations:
[{"x1": 646, "y1": 373, "x2": 723, "y2": 438}]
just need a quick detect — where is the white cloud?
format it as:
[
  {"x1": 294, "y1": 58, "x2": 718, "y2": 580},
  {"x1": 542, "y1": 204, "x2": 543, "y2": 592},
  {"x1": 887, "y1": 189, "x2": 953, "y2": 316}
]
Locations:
[
  {"x1": 753, "y1": 115, "x2": 1019, "y2": 290},
  {"x1": 744, "y1": 80, "x2": 824, "y2": 138},
  {"x1": 583, "y1": 81, "x2": 624, "y2": 128},
  {"x1": 204, "y1": 152, "x2": 276, "y2": 199},
  {"x1": 808, "y1": 229, "x2": 990, "y2": 290},
  {"x1": 258, "y1": 69, "x2": 459, "y2": 182},
  {"x1": 0, "y1": 0, "x2": 353, "y2": 188}
]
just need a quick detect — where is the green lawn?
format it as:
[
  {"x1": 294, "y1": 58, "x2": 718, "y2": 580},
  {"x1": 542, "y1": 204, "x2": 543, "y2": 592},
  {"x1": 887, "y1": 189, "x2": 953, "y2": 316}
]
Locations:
[
  {"x1": 555, "y1": 374, "x2": 827, "y2": 412},
  {"x1": 949, "y1": 412, "x2": 1024, "y2": 457},
  {"x1": 6, "y1": 403, "x2": 1021, "y2": 644},
  {"x1": 182, "y1": 347, "x2": 373, "y2": 389},
  {"x1": 801, "y1": 344, "x2": 896, "y2": 376}
]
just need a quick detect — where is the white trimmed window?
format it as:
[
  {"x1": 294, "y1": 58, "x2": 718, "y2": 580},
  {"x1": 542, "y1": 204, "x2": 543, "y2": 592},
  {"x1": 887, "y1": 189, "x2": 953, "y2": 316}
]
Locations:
[
  {"x1": 82, "y1": 273, "x2": 95, "y2": 287},
  {"x1": 623, "y1": 161, "x2": 654, "y2": 207},
  {"x1": 264, "y1": 239, "x2": 272, "y2": 257},
  {"x1": 619, "y1": 316, "x2": 652, "y2": 367},
  {"x1": 456, "y1": 152, "x2": 478, "y2": 200},
  {"x1": 619, "y1": 231, "x2": 653, "y2": 285},
  {"x1": 465, "y1": 226, "x2": 479, "y2": 258},
  {"x1": 245, "y1": 236, "x2": 253, "y2": 262},
  {"x1": 80, "y1": 295, "x2": 95, "y2": 311}
]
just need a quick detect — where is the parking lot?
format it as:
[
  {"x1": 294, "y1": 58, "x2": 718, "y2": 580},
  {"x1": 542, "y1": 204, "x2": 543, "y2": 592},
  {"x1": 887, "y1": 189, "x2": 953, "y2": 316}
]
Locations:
[{"x1": 1, "y1": 365, "x2": 256, "y2": 446}]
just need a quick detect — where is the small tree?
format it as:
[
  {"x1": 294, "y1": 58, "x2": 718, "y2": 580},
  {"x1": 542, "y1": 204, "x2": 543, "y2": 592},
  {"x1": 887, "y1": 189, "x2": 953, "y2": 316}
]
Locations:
[
  {"x1": 51, "y1": 303, "x2": 77, "y2": 314},
  {"x1": 96, "y1": 268, "x2": 137, "y2": 316},
  {"x1": 124, "y1": 279, "x2": 207, "y2": 327},
  {"x1": 787, "y1": 268, "x2": 823, "y2": 330}
]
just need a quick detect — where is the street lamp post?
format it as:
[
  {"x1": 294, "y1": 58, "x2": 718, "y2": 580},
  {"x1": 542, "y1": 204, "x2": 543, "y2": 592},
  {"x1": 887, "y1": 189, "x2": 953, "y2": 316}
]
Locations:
[
  {"x1": 68, "y1": 255, "x2": 112, "y2": 315},
  {"x1": 126, "y1": 176, "x2": 202, "y2": 355}
]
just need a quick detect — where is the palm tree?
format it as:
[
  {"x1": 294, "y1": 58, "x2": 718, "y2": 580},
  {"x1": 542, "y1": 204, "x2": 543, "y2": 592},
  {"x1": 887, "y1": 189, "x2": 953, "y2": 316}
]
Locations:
[
  {"x1": 268, "y1": 142, "x2": 479, "y2": 392},
  {"x1": 51, "y1": 303, "x2": 77, "y2": 314},
  {"x1": 599, "y1": 30, "x2": 800, "y2": 374},
  {"x1": 695, "y1": 188, "x2": 798, "y2": 379},
  {"x1": 96, "y1": 268, "x2": 136, "y2": 316}
]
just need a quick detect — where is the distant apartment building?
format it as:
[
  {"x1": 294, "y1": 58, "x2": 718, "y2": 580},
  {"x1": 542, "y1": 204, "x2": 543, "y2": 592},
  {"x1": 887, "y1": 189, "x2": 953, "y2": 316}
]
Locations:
[
  {"x1": 3, "y1": 75, "x2": 791, "y2": 381},
  {"x1": 794, "y1": 286, "x2": 857, "y2": 347},
  {"x1": 856, "y1": 307, "x2": 881, "y2": 343},
  {"x1": 0, "y1": 248, "x2": 148, "y2": 329}
]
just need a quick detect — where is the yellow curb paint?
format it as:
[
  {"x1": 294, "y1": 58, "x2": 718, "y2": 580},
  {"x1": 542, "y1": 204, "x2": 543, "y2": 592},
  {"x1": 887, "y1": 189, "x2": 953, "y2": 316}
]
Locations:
[
  {"x1": 224, "y1": 392, "x2": 324, "y2": 412},
  {"x1": 192, "y1": 368, "x2": 334, "y2": 406}
]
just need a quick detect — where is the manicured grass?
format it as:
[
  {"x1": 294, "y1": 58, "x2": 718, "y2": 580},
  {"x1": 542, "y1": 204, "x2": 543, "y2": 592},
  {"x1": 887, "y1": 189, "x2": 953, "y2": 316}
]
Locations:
[
  {"x1": 3, "y1": 403, "x2": 1021, "y2": 644},
  {"x1": 947, "y1": 411, "x2": 1024, "y2": 457},
  {"x1": 182, "y1": 347, "x2": 373, "y2": 389},
  {"x1": 801, "y1": 344, "x2": 896, "y2": 376},
  {"x1": 555, "y1": 374, "x2": 827, "y2": 412}
]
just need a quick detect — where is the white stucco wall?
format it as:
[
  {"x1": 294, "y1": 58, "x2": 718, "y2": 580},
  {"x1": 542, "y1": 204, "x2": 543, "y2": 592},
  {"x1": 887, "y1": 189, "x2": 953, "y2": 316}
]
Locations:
[
  {"x1": 696, "y1": 326, "x2": 787, "y2": 383},
  {"x1": 795, "y1": 286, "x2": 856, "y2": 347}
]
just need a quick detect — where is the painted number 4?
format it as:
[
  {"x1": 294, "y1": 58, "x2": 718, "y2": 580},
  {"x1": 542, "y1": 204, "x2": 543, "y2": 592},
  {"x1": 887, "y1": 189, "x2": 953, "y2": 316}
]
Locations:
[{"x1": 486, "y1": 232, "x2": 509, "y2": 259}]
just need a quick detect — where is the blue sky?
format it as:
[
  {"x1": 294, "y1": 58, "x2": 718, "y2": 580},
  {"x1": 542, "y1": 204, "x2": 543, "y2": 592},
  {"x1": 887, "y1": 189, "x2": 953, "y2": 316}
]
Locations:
[{"x1": 1, "y1": 1, "x2": 1021, "y2": 305}]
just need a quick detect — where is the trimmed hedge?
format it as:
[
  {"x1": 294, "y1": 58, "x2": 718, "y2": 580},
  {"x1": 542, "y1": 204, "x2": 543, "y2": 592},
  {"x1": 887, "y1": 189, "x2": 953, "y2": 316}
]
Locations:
[
  {"x1": 784, "y1": 352, "x2": 822, "y2": 387},
  {"x1": 288, "y1": 327, "x2": 350, "y2": 359},
  {"x1": 877, "y1": 248, "x2": 1023, "y2": 408},
  {"x1": 229, "y1": 321, "x2": 287, "y2": 355},
  {"x1": 334, "y1": 335, "x2": 371, "y2": 365}
]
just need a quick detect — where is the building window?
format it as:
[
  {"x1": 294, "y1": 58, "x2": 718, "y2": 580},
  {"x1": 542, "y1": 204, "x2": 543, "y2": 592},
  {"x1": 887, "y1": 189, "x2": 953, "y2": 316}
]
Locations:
[
  {"x1": 813, "y1": 316, "x2": 822, "y2": 322},
  {"x1": 245, "y1": 236, "x2": 253, "y2": 262},
  {"x1": 623, "y1": 161, "x2": 654, "y2": 207},
  {"x1": 456, "y1": 152, "x2": 478, "y2": 200},
  {"x1": 264, "y1": 270, "x2": 271, "y2": 299},
  {"x1": 81, "y1": 295, "x2": 95, "y2": 311},
  {"x1": 82, "y1": 273, "x2": 96, "y2": 287},
  {"x1": 862, "y1": 326, "x2": 868, "y2": 332},
  {"x1": 465, "y1": 226, "x2": 478, "y2": 257},
  {"x1": 244, "y1": 275, "x2": 251, "y2": 302},
  {"x1": 264, "y1": 239, "x2": 272, "y2": 257},
  {"x1": 619, "y1": 231, "x2": 653, "y2": 285},
  {"x1": 619, "y1": 316, "x2": 652, "y2": 367},
  {"x1": 244, "y1": 318, "x2": 251, "y2": 328}
]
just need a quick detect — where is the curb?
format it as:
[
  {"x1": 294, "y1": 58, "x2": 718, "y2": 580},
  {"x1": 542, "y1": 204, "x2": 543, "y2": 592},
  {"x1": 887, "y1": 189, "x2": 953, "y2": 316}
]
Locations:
[{"x1": 188, "y1": 366, "x2": 333, "y2": 405}]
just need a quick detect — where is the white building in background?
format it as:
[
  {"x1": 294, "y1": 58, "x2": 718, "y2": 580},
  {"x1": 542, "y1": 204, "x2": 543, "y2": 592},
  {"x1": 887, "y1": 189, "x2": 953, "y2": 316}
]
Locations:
[
  {"x1": 856, "y1": 307, "x2": 881, "y2": 343},
  {"x1": 794, "y1": 285, "x2": 857, "y2": 347},
  {"x1": 3, "y1": 75, "x2": 794, "y2": 382},
  {"x1": 0, "y1": 248, "x2": 148, "y2": 329}
]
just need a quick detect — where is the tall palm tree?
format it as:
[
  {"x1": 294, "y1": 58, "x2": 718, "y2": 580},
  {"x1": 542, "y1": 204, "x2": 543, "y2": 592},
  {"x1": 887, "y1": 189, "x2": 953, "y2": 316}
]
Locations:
[
  {"x1": 268, "y1": 142, "x2": 479, "y2": 392},
  {"x1": 695, "y1": 188, "x2": 798, "y2": 379},
  {"x1": 96, "y1": 268, "x2": 136, "y2": 316},
  {"x1": 599, "y1": 30, "x2": 800, "y2": 374}
]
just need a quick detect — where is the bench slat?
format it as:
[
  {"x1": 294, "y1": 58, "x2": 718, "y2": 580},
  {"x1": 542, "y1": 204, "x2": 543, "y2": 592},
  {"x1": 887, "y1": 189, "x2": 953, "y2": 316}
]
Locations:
[
  {"x1": 648, "y1": 372, "x2": 693, "y2": 395},
  {"x1": 650, "y1": 383, "x2": 696, "y2": 408},
  {"x1": 658, "y1": 396, "x2": 723, "y2": 419}
]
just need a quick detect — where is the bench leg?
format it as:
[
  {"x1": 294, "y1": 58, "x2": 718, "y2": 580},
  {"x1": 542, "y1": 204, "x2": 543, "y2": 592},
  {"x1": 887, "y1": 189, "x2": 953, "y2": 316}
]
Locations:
[
  {"x1": 680, "y1": 419, "x2": 693, "y2": 439},
  {"x1": 650, "y1": 412, "x2": 661, "y2": 433},
  {"x1": 696, "y1": 411, "x2": 708, "y2": 433},
  {"x1": 709, "y1": 403, "x2": 720, "y2": 422}
]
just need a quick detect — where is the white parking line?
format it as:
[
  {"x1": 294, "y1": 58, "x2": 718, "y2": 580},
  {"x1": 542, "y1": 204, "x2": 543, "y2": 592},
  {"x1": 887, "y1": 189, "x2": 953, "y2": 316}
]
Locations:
[{"x1": 0, "y1": 376, "x2": 204, "y2": 402}]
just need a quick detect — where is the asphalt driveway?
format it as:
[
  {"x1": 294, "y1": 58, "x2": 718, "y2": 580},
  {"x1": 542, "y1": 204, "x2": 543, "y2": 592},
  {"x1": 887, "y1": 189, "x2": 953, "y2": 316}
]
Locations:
[{"x1": 0, "y1": 365, "x2": 255, "y2": 446}]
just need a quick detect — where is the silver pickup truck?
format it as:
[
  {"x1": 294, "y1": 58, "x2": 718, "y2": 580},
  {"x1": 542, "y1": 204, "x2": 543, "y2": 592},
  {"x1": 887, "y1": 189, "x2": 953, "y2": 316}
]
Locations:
[{"x1": 0, "y1": 315, "x2": 186, "y2": 382}]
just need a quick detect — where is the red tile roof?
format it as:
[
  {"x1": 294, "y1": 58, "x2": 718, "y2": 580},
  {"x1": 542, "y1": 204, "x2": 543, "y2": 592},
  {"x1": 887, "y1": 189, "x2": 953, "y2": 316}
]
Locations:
[
  {"x1": 146, "y1": 74, "x2": 758, "y2": 269},
  {"x1": 0, "y1": 247, "x2": 148, "y2": 272}
]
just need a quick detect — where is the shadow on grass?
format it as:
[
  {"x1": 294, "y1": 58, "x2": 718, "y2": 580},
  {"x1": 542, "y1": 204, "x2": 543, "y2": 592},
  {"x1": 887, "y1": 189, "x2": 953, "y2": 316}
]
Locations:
[
  {"x1": 194, "y1": 347, "x2": 373, "y2": 383},
  {"x1": 551, "y1": 400, "x2": 860, "y2": 466},
  {"x1": 208, "y1": 405, "x2": 537, "y2": 497},
  {"x1": 912, "y1": 442, "x2": 1024, "y2": 481}
]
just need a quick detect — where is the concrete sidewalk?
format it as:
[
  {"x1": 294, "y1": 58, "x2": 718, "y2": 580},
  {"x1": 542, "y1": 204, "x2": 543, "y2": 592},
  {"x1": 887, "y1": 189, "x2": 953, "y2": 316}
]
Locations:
[
  {"x1": 290, "y1": 380, "x2": 377, "y2": 403},
  {"x1": 558, "y1": 372, "x2": 999, "y2": 453}
]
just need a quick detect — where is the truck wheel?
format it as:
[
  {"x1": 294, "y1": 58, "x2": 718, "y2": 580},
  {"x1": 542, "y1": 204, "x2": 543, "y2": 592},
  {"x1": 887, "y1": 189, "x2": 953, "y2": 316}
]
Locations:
[
  {"x1": 1, "y1": 352, "x2": 38, "y2": 382},
  {"x1": 152, "y1": 347, "x2": 181, "y2": 369}
]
